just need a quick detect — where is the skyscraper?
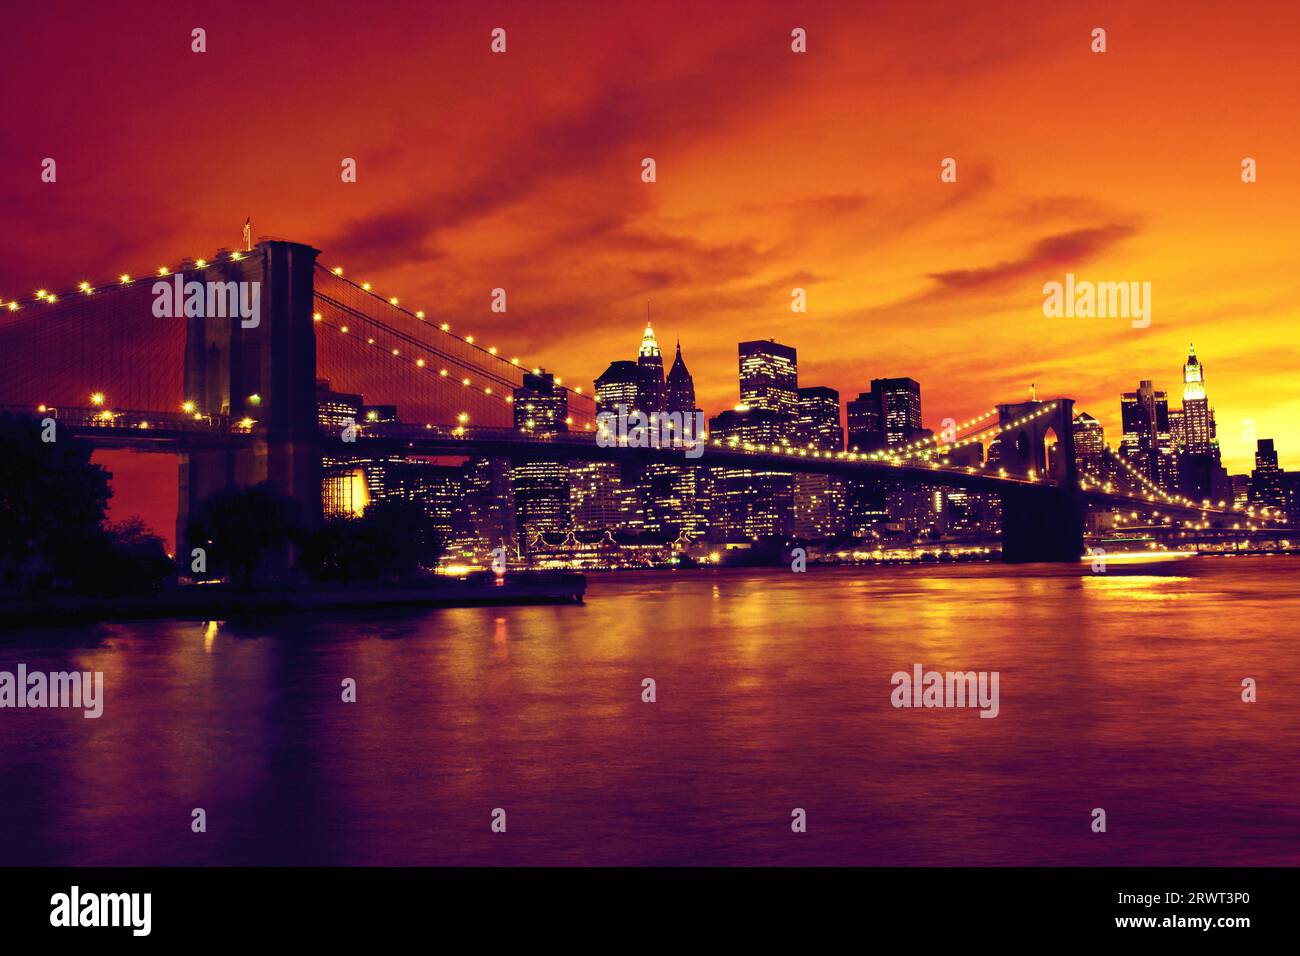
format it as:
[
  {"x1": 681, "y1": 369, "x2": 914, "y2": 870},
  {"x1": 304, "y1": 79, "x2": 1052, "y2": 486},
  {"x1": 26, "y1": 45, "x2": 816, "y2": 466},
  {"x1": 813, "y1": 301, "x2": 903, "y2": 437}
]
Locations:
[
  {"x1": 511, "y1": 372, "x2": 570, "y2": 548},
  {"x1": 738, "y1": 339, "x2": 799, "y2": 437},
  {"x1": 846, "y1": 378, "x2": 924, "y2": 451},
  {"x1": 463, "y1": 457, "x2": 517, "y2": 560},
  {"x1": 707, "y1": 407, "x2": 794, "y2": 541},
  {"x1": 1249, "y1": 439, "x2": 1286, "y2": 510},
  {"x1": 1120, "y1": 380, "x2": 1175, "y2": 490},
  {"x1": 1072, "y1": 412, "x2": 1106, "y2": 478},
  {"x1": 792, "y1": 387, "x2": 846, "y2": 541},
  {"x1": 595, "y1": 360, "x2": 640, "y2": 416},
  {"x1": 1168, "y1": 408, "x2": 1185, "y2": 449},
  {"x1": 649, "y1": 340, "x2": 707, "y2": 537},
  {"x1": 637, "y1": 323, "x2": 666, "y2": 414},
  {"x1": 1180, "y1": 343, "x2": 1217, "y2": 455},
  {"x1": 845, "y1": 381, "x2": 923, "y2": 532},
  {"x1": 1282, "y1": 472, "x2": 1300, "y2": 526},
  {"x1": 665, "y1": 340, "x2": 697, "y2": 416},
  {"x1": 793, "y1": 472, "x2": 847, "y2": 540},
  {"x1": 569, "y1": 460, "x2": 631, "y2": 533},
  {"x1": 1174, "y1": 344, "x2": 1229, "y2": 501},
  {"x1": 514, "y1": 371, "x2": 568, "y2": 435},
  {"x1": 846, "y1": 390, "x2": 885, "y2": 452},
  {"x1": 1231, "y1": 473, "x2": 1251, "y2": 509},
  {"x1": 873, "y1": 377, "x2": 923, "y2": 447},
  {"x1": 596, "y1": 328, "x2": 706, "y2": 542},
  {"x1": 592, "y1": 348, "x2": 645, "y2": 540},
  {"x1": 797, "y1": 386, "x2": 843, "y2": 451}
]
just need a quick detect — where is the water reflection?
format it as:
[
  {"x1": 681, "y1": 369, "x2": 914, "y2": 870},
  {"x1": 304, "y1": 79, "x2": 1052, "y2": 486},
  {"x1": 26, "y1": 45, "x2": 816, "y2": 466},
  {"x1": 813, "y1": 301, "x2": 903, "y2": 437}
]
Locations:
[{"x1": 1, "y1": 558, "x2": 1297, "y2": 866}]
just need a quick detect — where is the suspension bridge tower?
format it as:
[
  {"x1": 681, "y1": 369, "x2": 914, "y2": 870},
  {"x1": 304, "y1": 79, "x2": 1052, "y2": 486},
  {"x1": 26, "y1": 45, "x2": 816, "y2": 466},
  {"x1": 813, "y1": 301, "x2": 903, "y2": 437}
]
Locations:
[
  {"x1": 993, "y1": 399, "x2": 1084, "y2": 562},
  {"x1": 177, "y1": 240, "x2": 323, "y2": 568}
]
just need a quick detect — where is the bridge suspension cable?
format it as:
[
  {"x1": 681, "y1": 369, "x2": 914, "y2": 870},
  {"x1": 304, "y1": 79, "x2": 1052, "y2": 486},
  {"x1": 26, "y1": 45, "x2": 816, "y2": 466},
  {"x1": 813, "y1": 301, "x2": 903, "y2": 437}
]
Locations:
[
  {"x1": 0, "y1": 245, "x2": 597, "y2": 431},
  {"x1": 889, "y1": 402, "x2": 1060, "y2": 466},
  {"x1": 313, "y1": 264, "x2": 594, "y2": 397}
]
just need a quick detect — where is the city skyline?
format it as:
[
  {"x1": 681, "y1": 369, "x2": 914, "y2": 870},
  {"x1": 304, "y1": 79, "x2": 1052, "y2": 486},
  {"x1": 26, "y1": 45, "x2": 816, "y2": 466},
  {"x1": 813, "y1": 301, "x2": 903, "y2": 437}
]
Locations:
[
  {"x1": 587, "y1": 321, "x2": 1279, "y2": 475},
  {"x1": 4, "y1": 1, "x2": 1299, "y2": 482},
  {"x1": 11, "y1": 280, "x2": 1292, "y2": 554},
  {"x1": 4, "y1": 0, "x2": 1299, "y2": 897},
  {"x1": 301, "y1": 309, "x2": 1290, "y2": 566}
]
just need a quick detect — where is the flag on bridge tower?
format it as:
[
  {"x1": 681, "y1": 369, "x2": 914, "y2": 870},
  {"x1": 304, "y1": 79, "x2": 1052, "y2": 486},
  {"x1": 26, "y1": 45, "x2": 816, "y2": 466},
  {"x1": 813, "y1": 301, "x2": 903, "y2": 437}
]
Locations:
[{"x1": 242, "y1": 217, "x2": 252, "y2": 252}]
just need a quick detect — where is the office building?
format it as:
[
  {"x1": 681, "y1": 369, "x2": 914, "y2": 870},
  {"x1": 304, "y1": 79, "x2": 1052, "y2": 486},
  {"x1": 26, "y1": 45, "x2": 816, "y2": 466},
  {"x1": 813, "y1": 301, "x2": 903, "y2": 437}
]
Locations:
[
  {"x1": 738, "y1": 339, "x2": 799, "y2": 437},
  {"x1": 1120, "y1": 380, "x2": 1176, "y2": 490},
  {"x1": 797, "y1": 386, "x2": 843, "y2": 451}
]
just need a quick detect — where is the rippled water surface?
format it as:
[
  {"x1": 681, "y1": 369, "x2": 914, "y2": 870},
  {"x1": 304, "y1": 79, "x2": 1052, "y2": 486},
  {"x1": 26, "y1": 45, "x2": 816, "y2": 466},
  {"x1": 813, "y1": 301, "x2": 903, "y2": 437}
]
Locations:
[{"x1": 2, "y1": 557, "x2": 1297, "y2": 865}]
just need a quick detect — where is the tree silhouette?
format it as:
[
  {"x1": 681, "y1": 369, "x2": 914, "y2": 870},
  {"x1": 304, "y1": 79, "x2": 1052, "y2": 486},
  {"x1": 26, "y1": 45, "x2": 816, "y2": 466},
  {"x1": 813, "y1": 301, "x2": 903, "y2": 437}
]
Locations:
[
  {"x1": 186, "y1": 482, "x2": 299, "y2": 588},
  {"x1": 0, "y1": 413, "x2": 111, "y2": 592},
  {"x1": 98, "y1": 518, "x2": 175, "y2": 595},
  {"x1": 298, "y1": 498, "x2": 443, "y2": 583}
]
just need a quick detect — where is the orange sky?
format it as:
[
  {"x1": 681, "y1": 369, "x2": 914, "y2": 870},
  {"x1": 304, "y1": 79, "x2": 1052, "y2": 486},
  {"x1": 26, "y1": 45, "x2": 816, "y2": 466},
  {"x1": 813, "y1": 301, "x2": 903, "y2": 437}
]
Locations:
[{"x1": 4, "y1": 0, "x2": 1299, "y2": 501}]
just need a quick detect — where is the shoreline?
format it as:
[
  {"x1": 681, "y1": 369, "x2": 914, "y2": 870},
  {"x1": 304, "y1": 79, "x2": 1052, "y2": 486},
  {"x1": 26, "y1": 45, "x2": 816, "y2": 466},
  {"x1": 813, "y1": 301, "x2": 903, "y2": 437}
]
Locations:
[
  {"x1": 0, "y1": 572, "x2": 586, "y2": 628},
  {"x1": 3, "y1": 550, "x2": 1294, "y2": 628}
]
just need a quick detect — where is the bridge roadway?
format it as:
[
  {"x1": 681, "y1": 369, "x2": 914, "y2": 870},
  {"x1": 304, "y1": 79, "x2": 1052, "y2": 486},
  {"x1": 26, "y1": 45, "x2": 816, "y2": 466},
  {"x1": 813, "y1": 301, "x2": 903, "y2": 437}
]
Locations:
[
  {"x1": 352, "y1": 423, "x2": 1055, "y2": 496},
  {"x1": 3, "y1": 406, "x2": 1251, "y2": 522}
]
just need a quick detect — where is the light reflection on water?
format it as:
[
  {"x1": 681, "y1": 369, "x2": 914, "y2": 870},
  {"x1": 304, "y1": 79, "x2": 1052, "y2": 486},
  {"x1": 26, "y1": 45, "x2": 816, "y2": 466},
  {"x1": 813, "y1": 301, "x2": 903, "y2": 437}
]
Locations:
[{"x1": 1, "y1": 557, "x2": 1297, "y2": 866}]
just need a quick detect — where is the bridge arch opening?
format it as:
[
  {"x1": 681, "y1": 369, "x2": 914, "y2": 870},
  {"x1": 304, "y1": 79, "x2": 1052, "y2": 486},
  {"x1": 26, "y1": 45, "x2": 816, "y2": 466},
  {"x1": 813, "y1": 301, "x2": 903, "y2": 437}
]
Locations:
[{"x1": 1043, "y1": 425, "x2": 1060, "y2": 480}]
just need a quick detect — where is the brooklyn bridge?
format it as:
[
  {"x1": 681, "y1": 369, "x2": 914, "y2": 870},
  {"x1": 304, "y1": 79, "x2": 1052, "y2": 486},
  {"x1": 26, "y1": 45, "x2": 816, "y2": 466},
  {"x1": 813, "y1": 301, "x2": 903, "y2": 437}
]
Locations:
[{"x1": 0, "y1": 239, "x2": 1282, "y2": 565}]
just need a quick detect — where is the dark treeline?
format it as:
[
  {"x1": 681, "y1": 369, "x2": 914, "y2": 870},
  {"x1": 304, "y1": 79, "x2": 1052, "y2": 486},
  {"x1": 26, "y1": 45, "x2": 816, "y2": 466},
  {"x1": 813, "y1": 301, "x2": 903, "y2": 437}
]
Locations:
[
  {"x1": 0, "y1": 413, "x2": 444, "y2": 597},
  {"x1": 0, "y1": 414, "x2": 172, "y2": 595}
]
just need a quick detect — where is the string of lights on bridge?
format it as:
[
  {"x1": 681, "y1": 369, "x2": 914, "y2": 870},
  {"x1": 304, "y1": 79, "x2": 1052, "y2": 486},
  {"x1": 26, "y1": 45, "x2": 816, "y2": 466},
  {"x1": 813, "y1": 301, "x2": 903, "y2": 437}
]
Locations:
[
  {"x1": 311, "y1": 307, "x2": 591, "y2": 433},
  {"x1": 6, "y1": 257, "x2": 1287, "y2": 525},
  {"x1": 709, "y1": 402, "x2": 1060, "y2": 484},
  {"x1": 313, "y1": 262, "x2": 595, "y2": 418},
  {"x1": 1068, "y1": 411, "x2": 1285, "y2": 524},
  {"x1": 878, "y1": 402, "x2": 1058, "y2": 473},
  {"x1": 1086, "y1": 445, "x2": 1283, "y2": 524},
  {"x1": 0, "y1": 248, "x2": 594, "y2": 432},
  {"x1": 708, "y1": 400, "x2": 1282, "y2": 523},
  {"x1": 0, "y1": 250, "x2": 259, "y2": 310},
  {"x1": 894, "y1": 407, "x2": 1001, "y2": 457}
]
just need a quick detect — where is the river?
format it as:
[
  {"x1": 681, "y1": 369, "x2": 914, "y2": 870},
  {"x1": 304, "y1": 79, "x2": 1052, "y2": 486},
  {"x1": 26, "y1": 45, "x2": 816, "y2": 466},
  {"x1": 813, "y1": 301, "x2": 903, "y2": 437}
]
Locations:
[{"x1": 2, "y1": 556, "x2": 1297, "y2": 865}]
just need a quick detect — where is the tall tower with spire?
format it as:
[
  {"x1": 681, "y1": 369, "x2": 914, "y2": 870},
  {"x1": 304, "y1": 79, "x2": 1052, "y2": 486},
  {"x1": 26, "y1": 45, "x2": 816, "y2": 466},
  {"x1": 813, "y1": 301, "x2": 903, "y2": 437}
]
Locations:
[
  {"x1": 636, "y1": 322, "x2": 665, "y2": 413},
  {"x1": 665, "y1": 339, "x2": 696, "y2": 415},
  {"x1": 1181, "y1": 343, "x2": 1216, "y2": 456}
]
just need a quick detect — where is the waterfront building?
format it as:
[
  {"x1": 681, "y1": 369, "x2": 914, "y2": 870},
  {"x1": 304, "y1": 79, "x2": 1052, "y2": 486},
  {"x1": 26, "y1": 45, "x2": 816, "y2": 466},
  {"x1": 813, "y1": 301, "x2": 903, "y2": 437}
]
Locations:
[
  {"x1": 1120, "y1": 380, "x2": 1176, "y2": 490},
  {"x1": 637, "y1": 324, "x2": 666, "y2": 414},
  {"x1": 738, "y1": 339, "x2": 799, "y2": 439},
  {"x1": 797, "y1": 386, "x2": 843, "y2": 451},
  {"x1": 512, "y1": 372, "x2": 570, "y2": 549},
  {"x1": 1249, "y1": 438, "x2": 1286, "y2": 510}
]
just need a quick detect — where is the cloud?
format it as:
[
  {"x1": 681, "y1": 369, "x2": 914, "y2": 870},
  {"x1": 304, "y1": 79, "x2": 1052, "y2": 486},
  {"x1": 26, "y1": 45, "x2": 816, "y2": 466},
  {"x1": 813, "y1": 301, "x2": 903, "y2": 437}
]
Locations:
[{"x1": 926, "y1": 224, "x2": 1139, "y2": 294}]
